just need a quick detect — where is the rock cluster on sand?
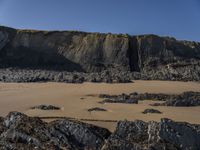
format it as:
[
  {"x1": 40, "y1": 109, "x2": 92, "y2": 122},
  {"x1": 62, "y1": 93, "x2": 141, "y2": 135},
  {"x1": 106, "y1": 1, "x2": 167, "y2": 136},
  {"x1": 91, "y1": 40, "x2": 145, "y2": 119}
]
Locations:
[
  {"x1": 0, "y1": 26, "x2": 200, "y2": 82},
  {"x1": 88, "y1": 107, "x2": 107, "y2": 112},
  {"x1": 152, "y1": 91, "x2": 200, "y2": 107},
  {"x1": 100, "y1": 93, "x2": 139, "y2": 104},
  {"x1": 142, "y1": 108, "x2": 162, "y2": 114},
  {"x1": 99, "y1": 91, "x2": 200, "y2": 107},
  {"x1": 0, "y1": 68, "x2": 132, "y2": 83},
  {"x1": 0, "y1": 112, "x2": 200, "y2": 149},
  {"x1": 31, "y1": 105, "x2": 60, "y2": 110},
  {"x1": 99, "y1": 92, "x2": 170, "y2": 104}
]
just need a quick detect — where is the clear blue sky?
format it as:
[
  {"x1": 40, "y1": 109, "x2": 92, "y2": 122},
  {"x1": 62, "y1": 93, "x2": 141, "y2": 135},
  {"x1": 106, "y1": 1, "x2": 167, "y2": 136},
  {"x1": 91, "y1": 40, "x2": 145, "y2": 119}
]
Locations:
[{"x1": 0, "y1": 0, "x2": 199, "y2": 41}]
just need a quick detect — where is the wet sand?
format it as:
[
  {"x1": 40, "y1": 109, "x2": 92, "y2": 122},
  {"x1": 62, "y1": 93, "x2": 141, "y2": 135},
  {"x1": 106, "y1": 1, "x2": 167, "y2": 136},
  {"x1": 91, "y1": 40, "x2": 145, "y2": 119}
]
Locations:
[{"x1": 0, "y1": 80, "x2": 200, "y2": 131}]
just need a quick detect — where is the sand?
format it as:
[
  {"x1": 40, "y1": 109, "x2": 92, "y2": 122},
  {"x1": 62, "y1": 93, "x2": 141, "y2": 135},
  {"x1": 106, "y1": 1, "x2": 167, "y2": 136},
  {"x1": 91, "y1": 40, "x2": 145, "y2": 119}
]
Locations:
[{"x1": 0, "y1": 80, "x2": 200, "y2": 131}]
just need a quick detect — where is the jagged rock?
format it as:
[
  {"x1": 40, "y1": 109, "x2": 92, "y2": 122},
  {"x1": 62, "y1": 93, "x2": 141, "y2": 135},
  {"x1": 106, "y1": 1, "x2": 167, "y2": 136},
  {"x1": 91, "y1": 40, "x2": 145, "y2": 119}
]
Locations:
[
  {"x1": 99, "y1": 92, "x2": 169, "y2": 102},
  {"x1": 99, "y1": 92, "x2": 169, "y2": 104},
  {"x1": 157, "y1": 119, "x2": 200, "y2": 149},
  {"x1": 87, "y1": 107, "x2": 107, "y2": 112},
  {"x1": 31, "y1": 105, "x2": 60, "y2": 110},
  {"x1": 152, "y1": 91, "x2": 200, "y2": 106},
  {"x1": 142, "y1": 109, "x2": 162, "y2": 114},
  {"x1": 0, "y1": 68, "x2": 133, "y2": 83},
  {"x1": 102, "y1": 119, "x2": 200, "y2": 150},
  {"x1": 100, "y1": 92, "x2": 200, "y2": 106},
  {"x1": 0, "y1": 112, "x2": 200, "y2": 149},
  {"x1": 100, "y1": 93, "x2": 138, "y2": 104},
  {"x1": 129, "y1": 92, "x2": 170, "y2": 101},
  {"x1": 0, "y1": 112, "x2": 111, "y2": 150}
]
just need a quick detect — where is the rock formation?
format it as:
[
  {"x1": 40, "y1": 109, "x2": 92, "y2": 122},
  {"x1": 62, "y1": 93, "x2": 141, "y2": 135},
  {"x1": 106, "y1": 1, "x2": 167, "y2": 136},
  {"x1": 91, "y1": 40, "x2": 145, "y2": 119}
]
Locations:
[
  {"x1": 142, "y1": 108, "x2": 162, "y2": 114},
  {"x1": 30, "y1": 105, "x2": 60, "y2": 110},
  {"x1": 87, "y1": 107, "x2": 107, "y2": 112},
  {"x1": 0, "y1": 112, "x2": 200, "y2": 149},
  {"x1": 152, "y1": 91, "x2": 200, "y2": 107},
  {"x1": 102, "y1": 119, "x2": 200, "y2": 150},
  {"x1": 0, "y1": 112, "x2": 111, "y2": 149},
  {"x1": 99, "y1": 91, "x2": 200, "y2": 107},
  {"x1": 0, "y1": 26, "x2": 200, "y2": 81}
]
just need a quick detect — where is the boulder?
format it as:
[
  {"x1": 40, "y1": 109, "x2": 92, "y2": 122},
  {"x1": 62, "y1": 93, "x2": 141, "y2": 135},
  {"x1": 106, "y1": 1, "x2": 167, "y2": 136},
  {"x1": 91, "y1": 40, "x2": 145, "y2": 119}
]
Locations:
[
  {"x1": 88, "y1": 107, "x2": 107, "y2": 112},
  {"x1": 142, "y1": 109, "x2": 162, "y2": 114}
]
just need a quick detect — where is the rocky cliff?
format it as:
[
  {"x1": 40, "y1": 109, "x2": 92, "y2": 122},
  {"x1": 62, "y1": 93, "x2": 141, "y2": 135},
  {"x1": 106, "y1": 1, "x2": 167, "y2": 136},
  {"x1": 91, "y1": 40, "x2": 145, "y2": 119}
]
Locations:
[{"x1": 0, "y1": 26, "x2": 200, "y2": 81}]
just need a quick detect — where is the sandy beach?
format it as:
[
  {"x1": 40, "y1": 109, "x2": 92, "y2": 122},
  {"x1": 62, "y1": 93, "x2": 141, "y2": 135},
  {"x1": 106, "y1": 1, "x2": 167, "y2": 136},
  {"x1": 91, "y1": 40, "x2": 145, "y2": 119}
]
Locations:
[{"x1": 0, "y1": 80, "x2": 200, "y2": 131}]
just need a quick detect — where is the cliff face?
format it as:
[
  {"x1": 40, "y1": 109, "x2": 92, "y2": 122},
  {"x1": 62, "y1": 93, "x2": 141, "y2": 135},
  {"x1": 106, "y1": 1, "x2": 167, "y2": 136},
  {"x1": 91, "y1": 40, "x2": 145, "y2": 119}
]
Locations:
[{"x1": 0, "y1": 26, "x2": 200, "y2": 73}]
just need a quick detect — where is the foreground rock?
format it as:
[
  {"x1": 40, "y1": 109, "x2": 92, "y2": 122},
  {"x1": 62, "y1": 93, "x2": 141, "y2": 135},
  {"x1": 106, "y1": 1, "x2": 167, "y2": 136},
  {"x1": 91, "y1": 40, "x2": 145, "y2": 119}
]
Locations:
[
  {"x1": 142, "y1": 108, "x2": 162, "y2": 114},
  {"x1": 103, "y1": 119, "x2": 200, "y2": 150},
  {"x1": 0, "y1": 112, "x2": 111, "y2": 149},
  {"x1": 100, "y1": 91, "x2": 200, "y2": 106},
  {"x1": 0, "y1": 112, "x2": 200, "y2": 149},
  {"x1": 31, "y1": 105, "x2": 60, "y2": 110}
]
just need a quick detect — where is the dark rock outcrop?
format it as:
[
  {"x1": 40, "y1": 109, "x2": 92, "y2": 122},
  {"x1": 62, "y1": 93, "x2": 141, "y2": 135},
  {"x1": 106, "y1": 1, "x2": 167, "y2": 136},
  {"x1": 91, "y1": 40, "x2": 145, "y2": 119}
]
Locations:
[
  {"x1": 152, "y1": 91, "x2": 200, "y2": 107},
  {"x1": 142, "y1": 108, "x2": 162, "y2": 114},
  {"x1": 31, "y1": 105, "x2": 60, "y2": 110},
  {"x1": 102, "y1": 119, "x2": 200, "y2": 150},
  {"x1": 99, "y1": 92, "x2": 168, "y2": 104},
  {"x1": 0, "y1": 68, "x2": 133, "y2": 83},
  {"x1": 100, "y1": 93, "x2": 139, "y2": 104},
  {"x1": 99, "y1": 91, "x2": 200, "y2": 107},
  {"x1": 0, "y1": 26, "x2": 200, "y2": 81},
  {"x1": 88, "y1": 107, "x2": 107, "y2": 112},
  {"x1": 0, "y1": 112, "x2": 111, "y2": 150}
]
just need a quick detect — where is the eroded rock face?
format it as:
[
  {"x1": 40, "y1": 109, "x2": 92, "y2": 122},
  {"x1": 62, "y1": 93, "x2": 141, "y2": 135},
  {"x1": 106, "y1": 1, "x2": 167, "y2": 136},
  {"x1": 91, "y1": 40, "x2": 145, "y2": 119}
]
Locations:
[
  {"x1": 0, "y1": 31, "x2": 9, "y2": 50},
  {"x1": 0, "y1": 26, "x2": 200, "y2": 81}
]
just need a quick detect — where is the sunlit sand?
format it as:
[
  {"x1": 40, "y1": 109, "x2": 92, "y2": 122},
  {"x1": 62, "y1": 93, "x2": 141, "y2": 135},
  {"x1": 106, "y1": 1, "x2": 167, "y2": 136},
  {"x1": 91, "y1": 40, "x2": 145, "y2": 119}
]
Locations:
[{"x1": 0, "y1": 80, "x2": 200, "y2": 131}]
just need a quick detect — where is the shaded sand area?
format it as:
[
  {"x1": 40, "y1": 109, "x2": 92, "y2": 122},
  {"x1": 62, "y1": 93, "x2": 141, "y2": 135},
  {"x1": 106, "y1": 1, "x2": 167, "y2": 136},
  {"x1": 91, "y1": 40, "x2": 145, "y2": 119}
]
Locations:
[{"x1": 0, "y1": 80, "x2": 200, "y2": 131}]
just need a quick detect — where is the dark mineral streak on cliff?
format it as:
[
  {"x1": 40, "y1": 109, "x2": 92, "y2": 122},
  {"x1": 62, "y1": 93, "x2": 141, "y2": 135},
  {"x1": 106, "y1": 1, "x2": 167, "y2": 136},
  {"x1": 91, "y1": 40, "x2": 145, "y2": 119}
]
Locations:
[{"x1": 0, "y1": 26, "x2": 200, "y2": 81}]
